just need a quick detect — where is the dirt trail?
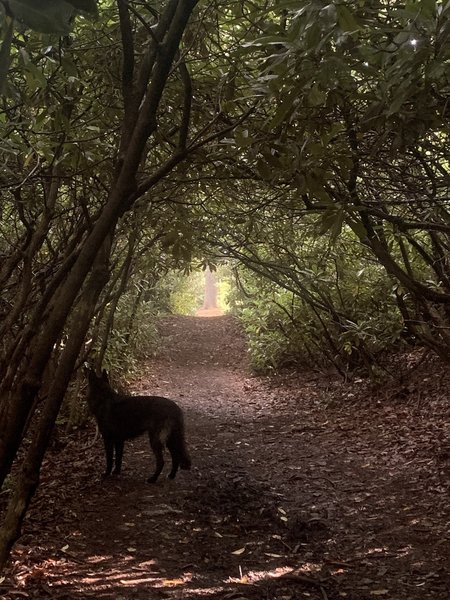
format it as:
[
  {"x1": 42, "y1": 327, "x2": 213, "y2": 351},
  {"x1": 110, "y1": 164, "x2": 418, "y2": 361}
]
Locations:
[{"x1": 2, "y1": 315, "x2": 449, "y2": 600}]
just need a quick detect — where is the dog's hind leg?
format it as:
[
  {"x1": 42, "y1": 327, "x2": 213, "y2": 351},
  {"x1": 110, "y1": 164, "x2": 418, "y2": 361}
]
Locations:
[
  {"x1": 113, "y1": 440, "x2": 124, "y2": 474},
  {"x1": 147, "y1": 434, "x2": 164, "y2": 483}
]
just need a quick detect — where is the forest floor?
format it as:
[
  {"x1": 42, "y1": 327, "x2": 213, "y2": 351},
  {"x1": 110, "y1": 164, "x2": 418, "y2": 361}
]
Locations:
[{"x1": 1, "y1": 315, "x2": 450, "y2": 600}]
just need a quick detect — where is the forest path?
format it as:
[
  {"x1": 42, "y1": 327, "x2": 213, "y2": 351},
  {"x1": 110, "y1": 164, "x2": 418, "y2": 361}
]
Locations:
[{"x1": 4, "y1": 315, "x2": 449, "y2": 600}]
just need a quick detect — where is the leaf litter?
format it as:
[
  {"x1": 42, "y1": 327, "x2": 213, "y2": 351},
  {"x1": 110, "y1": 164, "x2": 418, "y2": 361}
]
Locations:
[{"x1": 0, "y1": 315, "x2": 449, "y2": 599}]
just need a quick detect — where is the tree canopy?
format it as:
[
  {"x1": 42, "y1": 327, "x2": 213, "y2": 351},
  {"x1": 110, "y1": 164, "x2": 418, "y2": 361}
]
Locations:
[{"x1": 0, "y1": 0, "x2": 449, "y2": 568}]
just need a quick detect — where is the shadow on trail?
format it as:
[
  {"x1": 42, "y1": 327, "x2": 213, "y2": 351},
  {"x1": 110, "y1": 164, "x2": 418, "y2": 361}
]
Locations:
[{"x1": 39, "y1": 467, "x2": 331, "y2": 600}]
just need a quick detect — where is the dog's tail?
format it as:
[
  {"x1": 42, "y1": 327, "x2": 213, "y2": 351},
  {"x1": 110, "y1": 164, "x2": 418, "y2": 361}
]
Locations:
[{"x1": 168, "y1": 420, "x2": 191, "y2": 470}]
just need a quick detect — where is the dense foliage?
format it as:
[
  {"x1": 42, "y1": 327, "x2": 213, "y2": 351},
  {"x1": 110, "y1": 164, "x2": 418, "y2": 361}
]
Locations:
[
  {"x1": 230, "y1": 231, "x2": 405, "y2": 376},
  {"x1": 202, "y1": 0, "x2": 450, "y2": 371}
]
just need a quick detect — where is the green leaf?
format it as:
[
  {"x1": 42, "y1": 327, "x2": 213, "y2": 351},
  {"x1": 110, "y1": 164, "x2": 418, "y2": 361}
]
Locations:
[
  {"x1": 336, "y1": 5, "x2": 361, "y2": 33},
  {"x1": 235, "y1": 128, "x2": 253, "y2": 148},
  {"x1": 26, "y1": 62, "x2": 47, "y2": 89},
  {"x1": 9, "y1": 0, "x2": 76, "y2": 34},
  {"x1": 268, "y1": 90, "x2": 297, "y2": 129},
  {"x1": 308, "y1": 84, "x2": 326, "y2": 107},
  {"x1": 306, "y1": 172, "x2": 330, "y2": 203},
  {"x1": 242, "y1": 34, "x2": 289, "y2": 49},
  {"x1": 66, "y1": 0, "x2": 98, "y2": 15},
  {"x1": 349, "y1": 221, "x2": 368, "y2": 240},
  {"x1": 60, "y1": 56, "x2": 78, "y2": 77},
  {"x1": 256, "y1": 159, "x2": 273, "y2": 180},
  {"x1": 419, "y1": 0, "x2": 436, "y2": 18},
  {"x1": 318, "y1": 208, "x2": 344, "y2": 241}
]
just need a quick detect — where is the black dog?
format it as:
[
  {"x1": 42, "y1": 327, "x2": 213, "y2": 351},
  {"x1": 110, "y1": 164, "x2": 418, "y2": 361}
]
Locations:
[{"x1": 86, "y1": 369, "x2": 191, "y2": 483}]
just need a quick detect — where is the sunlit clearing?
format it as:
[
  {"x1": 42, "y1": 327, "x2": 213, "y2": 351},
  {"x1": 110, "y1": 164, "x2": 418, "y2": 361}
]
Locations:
[
  {"x1": 167, "y1": 265, "x2": 231, "y2": 316},
  {"x1": 196, "y1": 307, "x2": 224, "y2": 317}
]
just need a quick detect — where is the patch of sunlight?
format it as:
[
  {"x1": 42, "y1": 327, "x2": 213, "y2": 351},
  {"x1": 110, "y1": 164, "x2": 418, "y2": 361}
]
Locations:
[
  {"x1": 364, "y1": 545, "x2": 412, "y2": 558},
  {"x1": 178, "y1": 586, "x2": 228, "y2": 597},
  {"x1": 80, "y1": 568, "x2": 163, "y2": 587},
  {"x1": 152, "y1": 572, "x2": 193, "y2": 588},
  {"x1": 196, "y1": 307, "x2": 224, "y2": 317},
  {"x1": 86, "y1": 554, "x2": 114, "y2": 564},
  {"x1": 79, "y1": 555, "x2": 161, "y2": 586},
  {"x1": 80, "y1": 570, "x2": 191, "y2": 589},
  {"x1": 85, "y1": 554, "x2": 157, "y2": 566},
  {"x1": 227, "y1": 563, "x2": 321, "y2": 585},
  {"x1": 366, "y1": 546, "x2": 390, "y2": 555},
  {"x1": 120, "y1": 576, "x2": 172, "y2": 586}
]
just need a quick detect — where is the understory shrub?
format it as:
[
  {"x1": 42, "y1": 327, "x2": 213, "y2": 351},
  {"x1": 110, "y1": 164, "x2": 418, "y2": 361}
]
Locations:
[{"x1": 231, "y1": 263, "x2": 406, "y2": 377}]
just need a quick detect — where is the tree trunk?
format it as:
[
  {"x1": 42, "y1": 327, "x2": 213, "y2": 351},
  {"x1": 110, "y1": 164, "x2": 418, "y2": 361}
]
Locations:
[
  {"x1": 0, "y1": 0, "x2": 199, "y2": 564},
  {"x1": 97, "y1": 230, "x2": 137, "y2": 367},
  {"x1": 0, "y1": 241, "x2": 111, "y2": 569},
  {"x1": 202, "y1": 268, "x2": 218, "y2": 309},
  {"x1": 0, "y1": 190, "x2": 125, "y2": 488}
]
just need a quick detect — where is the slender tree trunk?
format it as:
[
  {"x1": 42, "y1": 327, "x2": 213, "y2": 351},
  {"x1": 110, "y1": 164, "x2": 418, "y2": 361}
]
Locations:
[
  {"x1": 97, "y1": 230, "x2": 137, "y2": 367},
  {"x1": 0, "y1": 196, "x2": 124, "y2": 488},
  {"x1": 124, "y1": 286, "x2": 145, "y2": 346},
  {"x1": 0, "y1": 0, "x2": 198, "y2": 558},
  {"x1": 0, "y1": 170, "x2": 61, "y2": 341},
  {"x1": 202, "y1": 268, "x2": 218, "y2": 309},
  {"x1": 0, "y1": 241, "x2": 111, "y2": 569}
]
